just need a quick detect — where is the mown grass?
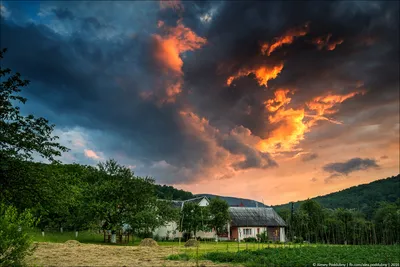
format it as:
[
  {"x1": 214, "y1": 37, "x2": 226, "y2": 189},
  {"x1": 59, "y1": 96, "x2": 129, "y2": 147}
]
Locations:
[
  {"x1": 172, "y1": 245, "x2": 400, "y2": 267},
  {"x1": 27, "y1": 229, "x2": 142, "y2": 245}
]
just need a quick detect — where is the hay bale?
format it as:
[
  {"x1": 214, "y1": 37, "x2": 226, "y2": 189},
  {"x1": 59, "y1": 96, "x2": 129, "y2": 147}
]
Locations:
[
  {"x1": 184, "y1": 239, "x2": 199, "y2": 247},
  {"x1": 139, "y1": 238, "x2": 158, "y2": 247},
  {"x1": 64, "y1": 240, "x2": 81, "y2": 246}
]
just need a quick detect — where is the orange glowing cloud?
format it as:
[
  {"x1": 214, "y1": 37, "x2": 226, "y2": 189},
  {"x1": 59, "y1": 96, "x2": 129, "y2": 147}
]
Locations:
[
  {"x1": 261, "y1": 23, "x2": 310, "y2": 56},
  {"x1": 226, "y1": 63, "x2": 284, "y2": 87},
  {"x1": 150, "y1": 20, "x2": 206, "y2": 103},
  {"x1": 306, "y1": 91, "x2": 365, "y2": 125},
  {"x1": 313, "y1": 34, "x2": 344, "y2": 51},
  {"x1": 258, "y1": 89, "x2": 307, "y2": 152},
  {"x1": 257, "y1": 88, "x2": 364, "y2": 153},
  {"x1": 265, "y1": 89, "x2": 293, "y2": 112}
]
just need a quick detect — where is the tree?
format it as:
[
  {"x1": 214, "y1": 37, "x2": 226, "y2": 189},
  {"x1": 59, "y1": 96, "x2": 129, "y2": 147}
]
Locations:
[
  {"x1": 374, "y1": 202, "x2": 400, "y2": 244},
  {"x1": 88, "y1": 159, "x2": 168, "y2": 242},
  {"x1": 179, "y1": 202, "x2": 208, "y2": 239},
  {"x1": 208, "y1": 197, "x2": 230, "y2": 241},
  {"x1": 335, "y1": 208, "x2": 353, "y2": 245},
  {"x1": 299, "y1": 199, "x2": 324, "y2": 243},
  {"x1": 0, "y1": 204, "x2": 36, "y2": 266},
  {"x1": 0, "y1": 48, "x2": 68, "y2": 162},
  {"x1": 0, "y1": 48, "x2": 69, "y2": 264}
]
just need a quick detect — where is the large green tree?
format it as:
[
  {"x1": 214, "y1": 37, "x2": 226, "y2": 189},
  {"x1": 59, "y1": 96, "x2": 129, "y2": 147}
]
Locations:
[
  {"x1": 0, "y1": 48, "x2": 70, "y2": 265},
  {"x1": 87, "y1": 159, "x2": 174, "y2": 242},
  {"x1": 207, "y1": 197, "x2": 230, "y2": 241},
  {"x1": 0, "y1": 48, "x2": 68, "y2": 162},
  {"x1": 179, "y1": 202, "x2": 208, "y2": 239}
]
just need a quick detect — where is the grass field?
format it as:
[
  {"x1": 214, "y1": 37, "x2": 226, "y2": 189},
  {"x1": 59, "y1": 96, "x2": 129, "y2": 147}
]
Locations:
[
  {"x1": 172, "y1": 245, "x2": 400, "y2": 267},
  {"x1": 26, "y1": 230, "x2": 400, "y2": 267}
]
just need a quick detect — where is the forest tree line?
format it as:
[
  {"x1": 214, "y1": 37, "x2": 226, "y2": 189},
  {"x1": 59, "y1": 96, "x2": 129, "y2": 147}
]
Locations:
[
  {"x1": 278, "y1": 198, "x2": 400, "y2": 245},
  {"x1": 274, "y1": 174, "x2": 400, "y2": 219}
]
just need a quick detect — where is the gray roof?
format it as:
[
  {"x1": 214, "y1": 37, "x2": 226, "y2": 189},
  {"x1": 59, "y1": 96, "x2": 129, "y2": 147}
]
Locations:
[
  {"x1": 229, "y1": 207, "x2": 286, "y2": 227},
  {"x1": 160, "y1": 196, "x2": 210, "y2": 210},
  {"x1": 183, "y1": 196, "x2": 210, "y2": 205}
]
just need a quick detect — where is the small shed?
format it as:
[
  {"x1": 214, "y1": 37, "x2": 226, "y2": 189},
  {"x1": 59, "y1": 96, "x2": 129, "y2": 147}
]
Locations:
[{"x1": 228, "y1": 207, "x2": 286, "y2": 242}]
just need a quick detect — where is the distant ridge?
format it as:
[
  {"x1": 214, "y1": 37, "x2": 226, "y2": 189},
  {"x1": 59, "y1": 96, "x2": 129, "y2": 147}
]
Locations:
[
  {"x1": 273, "y1": 174, "x2": 400, "y2": 218},
  {"x1": 196, "y1": 193, "x2": 268, "y2": 207}
]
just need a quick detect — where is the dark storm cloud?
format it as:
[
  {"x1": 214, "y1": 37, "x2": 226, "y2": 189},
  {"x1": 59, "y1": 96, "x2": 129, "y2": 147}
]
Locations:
[
  {"x1": 302, "y1": 153, "x2": 318, "y2": 162},
  {"x1": 219, "y1": 127, "x2": 277, "y2": 170},
  {"x1": 184, "y1": 0, "x2": 399, "y2": 139},
  {"x1": 1, "y1": 0, "x2": 398, "y2": 184},
  {"x1": 323, "y1": 158, "x2": 380, "y2": 176}
]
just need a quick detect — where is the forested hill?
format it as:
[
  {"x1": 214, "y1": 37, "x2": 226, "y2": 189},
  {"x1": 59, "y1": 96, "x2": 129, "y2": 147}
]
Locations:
[
  {"x1": 273, "y1": 174, "x2": 400, "y2": 218},
  {"x1": 155, "y1": 184, "x2": 194, "y2": 200}
]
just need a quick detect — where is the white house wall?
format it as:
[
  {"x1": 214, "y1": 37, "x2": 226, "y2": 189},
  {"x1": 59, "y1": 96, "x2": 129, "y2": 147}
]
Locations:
[
  {"x1": 238, "y1": 227, "x2": 267, "y2": 241},
  {"x1": 280, "y1": 227, "x2": 286, "y2": 242},
  {"x1": 153, "y1": 222, "x2": 216, "y2": 239},
  {"x1": 198, "y1": 198, "x2": 209, "y2": 207}
]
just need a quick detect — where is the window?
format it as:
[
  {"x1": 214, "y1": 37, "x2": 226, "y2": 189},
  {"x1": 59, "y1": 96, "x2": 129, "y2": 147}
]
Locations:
[{"x1": 243, "y1": 229, "x2": 252, "y2": 235}]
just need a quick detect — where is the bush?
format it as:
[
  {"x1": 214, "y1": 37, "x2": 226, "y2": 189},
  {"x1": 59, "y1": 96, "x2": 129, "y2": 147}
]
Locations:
[
  {"x1": 167, "y1": 253, "x2": 190, "y2": 261},
  {"x1": 137, "y1": 231, "x2": 153, "y2": 239},
  {"x1": 0, "y1": 204, "x2": 36, "y2": 266},
  {"x1": 243, "y1": 237, "x2": 258, "y2": 243},
  {"x1": 152, "y1": 234, "x2": 160, "y2": 241},
  {"x1": 293, "y1": 236, "x2": 304, "y2": 243},
  {"x1": 256, "y1": 231, "x2": 268, "y2": 242}
]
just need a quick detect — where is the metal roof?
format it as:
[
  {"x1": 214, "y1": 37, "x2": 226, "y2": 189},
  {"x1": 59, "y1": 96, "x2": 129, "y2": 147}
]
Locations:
[{"x1": 229, "y1": 207, "x2": 286, "y2": 227}]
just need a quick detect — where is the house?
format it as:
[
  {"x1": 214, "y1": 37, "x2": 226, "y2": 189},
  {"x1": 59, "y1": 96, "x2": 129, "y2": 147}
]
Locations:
[
  {"x1": 153, "y1": 196, "x2": 215, "y2": 240},
  {"x1": 228, "y1": 207, "x2": 286, "y2": 242},
  {"x1": 153, "y1": 196, "x2": 287, "y2": 242}
]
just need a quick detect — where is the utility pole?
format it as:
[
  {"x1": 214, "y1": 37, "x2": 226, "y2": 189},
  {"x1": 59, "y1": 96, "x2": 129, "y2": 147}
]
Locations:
[{"x1": 290, "y1": 202, "x2": 294, "y2": 241}]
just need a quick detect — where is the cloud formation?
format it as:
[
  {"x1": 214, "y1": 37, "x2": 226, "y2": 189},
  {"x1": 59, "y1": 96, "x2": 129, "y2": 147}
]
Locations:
[
  {"x1": 1, "y1": 0, "x2": 398, "y2": 195},
  {"x1": 323, "y1": 157, "x2": 380, "y2": 176}
]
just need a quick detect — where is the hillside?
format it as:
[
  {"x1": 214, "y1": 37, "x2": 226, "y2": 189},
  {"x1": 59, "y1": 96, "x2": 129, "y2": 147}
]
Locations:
[
  {"x1": 196, "y1": 193, "x2": 268, "y2": 207},
  {"x1": 155, "y1": 184, "x2": 194, "y2": 200},
  {"x1": 273, "y1": 174, "x2": 400, "y2": 218}
]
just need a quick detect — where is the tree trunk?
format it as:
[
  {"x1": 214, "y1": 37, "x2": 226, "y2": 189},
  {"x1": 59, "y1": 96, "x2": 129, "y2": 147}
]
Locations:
[
  {"x1": 60, "y1": 227, "x2": 63, "y2": 233},
  {"x1": 75, "y1": 231, "x2": 79, "y2": 238},
  {"x1": 42, "y1": 231, "x2": 45, "y2": 237}
]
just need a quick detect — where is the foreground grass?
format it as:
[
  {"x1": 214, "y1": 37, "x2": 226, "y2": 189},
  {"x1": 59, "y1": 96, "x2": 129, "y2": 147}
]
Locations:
[
  {"x1": 25, "y1": 242, "x2": 239, "y2": 267},
  {"x1": 169, "y1": 245, "x2": 400, "y2": 267}
]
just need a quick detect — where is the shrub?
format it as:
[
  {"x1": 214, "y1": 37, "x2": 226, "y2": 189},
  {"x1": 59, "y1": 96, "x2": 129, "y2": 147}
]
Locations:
[
  {"x1": 293, "y1": 236, "x2": 304, "y2": 243},
  {"x1": 256, "y1": 231, "x2": 268, "y2": 242},
  {"x1": 152, "y1": 234, "x2": 160, "y2": 241},
  {"x1": 167, "y1": 253, "x2": 190, "y2": 261},
  {"x1": 0, "y1": 203, "x2": 36, "y2": 266},
  {"x1": 243, "y1": 237, "x2": 258, "y2": 243}
]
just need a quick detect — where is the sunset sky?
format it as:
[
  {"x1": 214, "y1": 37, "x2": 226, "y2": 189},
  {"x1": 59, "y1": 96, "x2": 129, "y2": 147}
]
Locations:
[{"x1": 1, "y1": 1, "x2": 399, "y2": 205}]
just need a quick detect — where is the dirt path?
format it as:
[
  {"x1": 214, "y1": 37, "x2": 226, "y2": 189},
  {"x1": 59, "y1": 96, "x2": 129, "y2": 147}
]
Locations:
[{"x1": 25, "y1": 242, "x2": 241, "y2": 267}]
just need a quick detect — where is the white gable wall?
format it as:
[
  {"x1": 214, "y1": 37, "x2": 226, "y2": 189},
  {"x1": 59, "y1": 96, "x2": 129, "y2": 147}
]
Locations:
[{"x1": 198, "y1": 197, "x2": 209, "y2": 207}]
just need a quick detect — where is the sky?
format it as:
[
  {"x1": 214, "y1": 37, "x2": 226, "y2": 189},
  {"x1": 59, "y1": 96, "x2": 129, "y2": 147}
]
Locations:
[{"x1": 1, "y1": 0, "x2": 399, "y2": 205}]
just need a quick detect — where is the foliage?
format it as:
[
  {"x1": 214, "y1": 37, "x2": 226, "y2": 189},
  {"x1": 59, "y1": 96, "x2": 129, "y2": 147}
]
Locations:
[
  {"x1": 87, "y1": 159, "x2": 162, "y2": 235},
  {"x1": 200, "y1": 246, "x2": 400, "y2": 267},
  {"x1": 282, "y1": 198, "x2": 400, "y2": 245},
  {"x1": 0, "y1": 48, "x2": 68, "y2": 162},
  {"x1": 179, "y1": 202, "x2": 209, "y2": 238},
  {"x1": 256, "y1": 231, "x2": 268, "y2": 242},
  {"x1": 274, "y1": 174, "x2": 400, "y2": 219},
  {"x1": 243, "y1": 237, "x2": 258, "y2": 243},
  {"x1": 155, "y1": 185, "x2": 194, "y2": 200},
  {"x1": 208, "y1": 197, "x2": 230, "y2": 236},
  {"x1": 0, "y1": 204, "x2": 36, "y2": 266},
  {"x1": 166, "y1": 253, "x2": 190, "y2": 261}
]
